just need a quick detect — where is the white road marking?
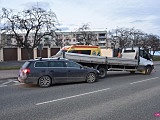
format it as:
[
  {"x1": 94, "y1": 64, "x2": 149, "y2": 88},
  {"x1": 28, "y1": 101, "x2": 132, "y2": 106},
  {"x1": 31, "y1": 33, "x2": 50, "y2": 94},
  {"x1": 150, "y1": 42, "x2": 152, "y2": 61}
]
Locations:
[
  {"x1": 130, "y1": 77, "x2": 159, "y2": 85},
  {"x1": 2, "y1": 79, "x2": 13, "y2": 85},
  {"x1": 0, "y1": 85, "x2": 7, "y2": 87},
  {"x1": 0, "y1": 79, "x2": 24, "y2": 87},
  {"x1": 36, "y1": 88, "x2": 111, "y2": 105},
  {"x1": 12, "y1": 80, "x2": 24, "y2": 85}
]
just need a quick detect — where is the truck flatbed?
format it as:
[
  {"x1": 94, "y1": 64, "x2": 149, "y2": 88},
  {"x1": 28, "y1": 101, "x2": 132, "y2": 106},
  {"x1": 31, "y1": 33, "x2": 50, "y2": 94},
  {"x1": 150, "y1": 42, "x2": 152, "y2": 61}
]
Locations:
[
  {"x1": 107, "y1": 57, "x2": 138, "y2": 66},
  {"x1": 64, "y1": 53, "x2": 107, "y2": 64},
  {"x1": 63, "y1": 53, "x2": 138, "y2": 66}
]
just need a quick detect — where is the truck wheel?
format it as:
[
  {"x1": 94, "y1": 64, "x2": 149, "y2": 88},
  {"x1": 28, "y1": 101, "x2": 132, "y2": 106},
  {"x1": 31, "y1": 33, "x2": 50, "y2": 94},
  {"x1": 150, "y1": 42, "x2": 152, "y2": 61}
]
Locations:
[
  {"x1": 86, "y1": 73, "x2": 96, "y2": 83},
  {"x1": 130, "y1": 71, "x2": 135, "y2": 74},
  {"x1": 144, "y1": 66, "x2": 152, "y2": 75},
  {"x1": 38, "y1": 76, "x2": 52, "y2": 88},
  {"x1": 98, "y1": 67, "x2": 106, "y2": 78}
]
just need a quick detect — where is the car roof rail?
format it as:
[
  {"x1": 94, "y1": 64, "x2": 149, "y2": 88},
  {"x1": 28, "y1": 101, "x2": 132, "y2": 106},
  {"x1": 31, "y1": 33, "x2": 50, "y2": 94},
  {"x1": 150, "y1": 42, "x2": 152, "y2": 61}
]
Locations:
[{"x1": 35, "y1": 57, "x2": 42, "y2": 60}]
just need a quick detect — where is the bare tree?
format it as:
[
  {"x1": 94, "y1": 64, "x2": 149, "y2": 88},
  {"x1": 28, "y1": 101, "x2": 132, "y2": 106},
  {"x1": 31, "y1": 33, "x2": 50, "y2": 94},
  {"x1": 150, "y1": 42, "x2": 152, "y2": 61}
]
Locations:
[
  {"x1": 76, "y1": 23, "x2": 97, "y2": 45},
  {"x1": 109, "y1": 27, "x2": 133, "y2": 48},
  {"x1": 109, "y1": 27, "x2": 160, "y2": 55},
  {"x1": 0, "y1": 7, "x2": 59, "y2": 59},
  {"x1": 145, "y1": 34, "x2": 160, "y2": 55}
]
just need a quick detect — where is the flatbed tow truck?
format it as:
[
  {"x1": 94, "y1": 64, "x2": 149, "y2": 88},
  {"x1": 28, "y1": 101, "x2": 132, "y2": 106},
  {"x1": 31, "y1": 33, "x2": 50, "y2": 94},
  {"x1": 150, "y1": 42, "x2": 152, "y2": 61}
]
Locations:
[{"x1": 54, "y1": 47, "x2": 154, "y2": 78}]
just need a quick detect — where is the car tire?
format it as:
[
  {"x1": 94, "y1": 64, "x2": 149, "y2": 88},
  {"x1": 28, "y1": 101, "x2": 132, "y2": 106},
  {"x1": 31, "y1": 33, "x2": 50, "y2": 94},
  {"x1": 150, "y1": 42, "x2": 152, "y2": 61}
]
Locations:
[
  {"x1": 38, "y1": 76, "x2": 52, "y2": 88},
  {"x1": 86, "y1": 73, "x2": 96, "y2": 83},
  {"x1": 144, "y1": 66, "x2": 152, "y2": 75}
]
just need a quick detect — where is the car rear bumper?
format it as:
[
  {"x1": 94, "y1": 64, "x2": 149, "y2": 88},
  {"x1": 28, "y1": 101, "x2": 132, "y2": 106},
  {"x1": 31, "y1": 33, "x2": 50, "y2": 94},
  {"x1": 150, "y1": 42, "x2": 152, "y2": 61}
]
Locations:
[
  {"x1": 18, "y1": 77, "x2": 25, "y2": 83},
  {"x1": 18, "y1": 76, "x2": 38, "y2": 84}
]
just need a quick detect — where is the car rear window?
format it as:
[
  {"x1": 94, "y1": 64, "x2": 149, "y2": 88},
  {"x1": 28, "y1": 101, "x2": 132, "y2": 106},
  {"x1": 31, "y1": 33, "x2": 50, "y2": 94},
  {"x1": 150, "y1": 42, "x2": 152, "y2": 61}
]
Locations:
[{"x1": 21, "y1": 61, "x2": 31, "y2": 68}]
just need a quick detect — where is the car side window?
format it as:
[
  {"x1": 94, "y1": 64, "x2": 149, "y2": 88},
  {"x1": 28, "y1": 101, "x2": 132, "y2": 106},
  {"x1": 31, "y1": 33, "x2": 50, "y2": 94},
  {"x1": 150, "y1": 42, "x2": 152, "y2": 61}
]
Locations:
[
  {"x1": 48, "y1": 61, "x2": 55, "y2": 67},
  {"x1": 35, "y1": 61, "x2": 48, "y2": 67},
  {"x1": 65, "y1": 61, "x2": 81, "y2": 68},
  {"x1": 49, "y1": 61, "x2": 64, "y2": 67}
]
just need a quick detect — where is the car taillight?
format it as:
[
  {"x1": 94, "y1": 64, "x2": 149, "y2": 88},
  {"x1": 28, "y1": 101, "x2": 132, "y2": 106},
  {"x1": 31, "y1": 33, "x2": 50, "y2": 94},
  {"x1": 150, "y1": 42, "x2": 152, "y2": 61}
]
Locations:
[{"x1": 22, "y1": 68, "x2": 30, "y2": 74}]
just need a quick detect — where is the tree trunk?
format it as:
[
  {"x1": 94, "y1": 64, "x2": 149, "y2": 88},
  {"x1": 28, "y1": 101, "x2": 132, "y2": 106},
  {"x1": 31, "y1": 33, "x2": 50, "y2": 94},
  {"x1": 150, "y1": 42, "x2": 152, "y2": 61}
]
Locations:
[{"x1": 25, "y1": 47, "x2": 33, "y2": 60}]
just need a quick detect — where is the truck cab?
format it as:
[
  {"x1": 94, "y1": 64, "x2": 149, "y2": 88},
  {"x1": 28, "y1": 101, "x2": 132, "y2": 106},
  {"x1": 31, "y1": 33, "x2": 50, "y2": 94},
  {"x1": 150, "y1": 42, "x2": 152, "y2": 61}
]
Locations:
[{"x1": 120, "y1": 47, "x2": 154, "y2": 74}]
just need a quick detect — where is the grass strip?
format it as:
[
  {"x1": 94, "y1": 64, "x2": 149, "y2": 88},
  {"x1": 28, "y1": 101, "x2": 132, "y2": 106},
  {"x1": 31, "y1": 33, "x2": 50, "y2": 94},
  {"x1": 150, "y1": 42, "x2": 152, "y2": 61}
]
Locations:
[
  {"x1": 0, "y1": 66, "x2": 20, "y2": 70},
  {"x1": 152, "y1": 56, "x2": 160, "y2": 61}
]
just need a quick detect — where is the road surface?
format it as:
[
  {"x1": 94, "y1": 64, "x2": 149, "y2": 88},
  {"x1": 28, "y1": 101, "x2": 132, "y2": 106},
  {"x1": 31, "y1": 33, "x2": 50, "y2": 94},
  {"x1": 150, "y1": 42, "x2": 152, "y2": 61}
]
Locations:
[{"x1": 0, "y1": 65, "x2": 160, "y2": 120}]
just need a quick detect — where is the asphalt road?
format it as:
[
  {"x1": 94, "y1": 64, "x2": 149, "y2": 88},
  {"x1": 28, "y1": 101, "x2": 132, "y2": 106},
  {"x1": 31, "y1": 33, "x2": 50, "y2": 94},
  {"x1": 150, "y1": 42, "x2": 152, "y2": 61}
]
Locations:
[{"x1": 0, "y1": 65, "x2": 160, "y2": 120}]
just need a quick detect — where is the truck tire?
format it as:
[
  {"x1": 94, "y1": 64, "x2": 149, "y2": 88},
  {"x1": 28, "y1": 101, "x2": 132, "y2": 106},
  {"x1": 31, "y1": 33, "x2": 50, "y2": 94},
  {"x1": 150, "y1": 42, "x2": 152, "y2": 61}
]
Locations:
[
  {"x1": 130, "y1": 71, "x2": 135, "y2": 74},
  {"x1": 98, "y1": 67, "x2": 106, "y2": 78},
  {"x1": 144, "y1": 66, "x2": 152, "y2": 75}
]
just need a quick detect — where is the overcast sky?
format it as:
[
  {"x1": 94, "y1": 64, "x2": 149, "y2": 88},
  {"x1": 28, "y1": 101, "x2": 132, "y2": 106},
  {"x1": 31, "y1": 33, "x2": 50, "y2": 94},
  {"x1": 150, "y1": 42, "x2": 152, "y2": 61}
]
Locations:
[{"x1": 0, "y1": 0, "x2": 160, "y2": 35}]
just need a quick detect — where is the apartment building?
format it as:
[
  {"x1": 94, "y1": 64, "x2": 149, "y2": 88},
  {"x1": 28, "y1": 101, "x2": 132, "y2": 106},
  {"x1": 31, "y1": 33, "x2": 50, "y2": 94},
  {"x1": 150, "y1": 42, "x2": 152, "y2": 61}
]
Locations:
[
  {"x1": 59, "y1": 30, "x2": 109, "y2": 48},
  {"x1": 0, "y1": 30, "x2": 114, "y2": 48}
]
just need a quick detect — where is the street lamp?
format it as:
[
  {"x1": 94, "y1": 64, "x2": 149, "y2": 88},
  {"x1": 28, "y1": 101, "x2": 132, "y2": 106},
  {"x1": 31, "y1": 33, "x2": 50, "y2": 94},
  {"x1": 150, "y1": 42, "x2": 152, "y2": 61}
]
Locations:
[{"x1": 105, "y1": 28, "x2": 108, "y2": 48}]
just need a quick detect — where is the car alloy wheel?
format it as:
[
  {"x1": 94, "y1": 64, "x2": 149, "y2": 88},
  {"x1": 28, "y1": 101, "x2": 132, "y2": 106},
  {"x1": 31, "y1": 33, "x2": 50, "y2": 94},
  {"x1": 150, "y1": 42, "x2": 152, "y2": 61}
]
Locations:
[
  {"x1": 86, "y1": 73, "x2": 96, "y2": 83},
  {"x1": 38, "y1": 76, "x2": 52, "y2": 88}
]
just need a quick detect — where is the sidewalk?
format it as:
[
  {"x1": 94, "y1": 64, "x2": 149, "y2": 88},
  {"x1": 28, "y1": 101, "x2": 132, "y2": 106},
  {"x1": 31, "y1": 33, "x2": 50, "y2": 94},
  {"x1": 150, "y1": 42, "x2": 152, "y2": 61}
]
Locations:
[
  {"x1": 0, "y1": 70, "x2": 19, "y2": 80},
  {"x1": 0, "y1": 61, "x2": 25, "y2": 67},
  {"x1": 0, "y1": 61, "x2": 24, "y2": 80}
]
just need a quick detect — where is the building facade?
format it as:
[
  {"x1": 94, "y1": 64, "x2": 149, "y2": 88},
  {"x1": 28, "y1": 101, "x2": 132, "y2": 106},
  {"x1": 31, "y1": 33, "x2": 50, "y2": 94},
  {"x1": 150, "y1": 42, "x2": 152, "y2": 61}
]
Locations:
[{"x1": 0, "y1": 30, "x2": 115, "y2": 48}]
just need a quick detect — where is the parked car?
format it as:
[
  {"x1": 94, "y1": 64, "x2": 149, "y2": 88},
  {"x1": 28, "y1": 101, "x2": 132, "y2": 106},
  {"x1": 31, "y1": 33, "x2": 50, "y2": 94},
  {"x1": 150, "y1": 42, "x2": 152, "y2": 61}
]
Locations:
[{"x1": 18, "y1": 57, "x2": 99, "y2": 88}]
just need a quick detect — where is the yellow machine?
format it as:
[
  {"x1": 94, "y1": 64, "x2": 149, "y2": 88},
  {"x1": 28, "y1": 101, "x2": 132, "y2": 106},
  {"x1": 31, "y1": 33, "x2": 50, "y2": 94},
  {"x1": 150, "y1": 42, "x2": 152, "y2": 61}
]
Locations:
[{"x1": 60, "y1": 45, "x2": 101, "y2": 56}]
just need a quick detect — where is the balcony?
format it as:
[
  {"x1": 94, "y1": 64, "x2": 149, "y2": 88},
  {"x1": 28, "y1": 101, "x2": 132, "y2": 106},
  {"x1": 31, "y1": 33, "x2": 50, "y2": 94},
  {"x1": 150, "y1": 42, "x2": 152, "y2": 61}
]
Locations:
[
  {"x1": 98, "y1": 39, "x2": 106, "y2": 44},
  {"x1": 98, "y1": 36, "x2": 106, "y2": 39}
]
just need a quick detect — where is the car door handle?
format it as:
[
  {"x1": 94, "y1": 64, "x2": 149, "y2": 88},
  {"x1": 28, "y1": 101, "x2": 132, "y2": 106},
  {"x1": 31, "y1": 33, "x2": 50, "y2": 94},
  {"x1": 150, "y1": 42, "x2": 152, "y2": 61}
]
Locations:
[{"x1": 50, "y1": 70, "x2": 54, "y2": 72}]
